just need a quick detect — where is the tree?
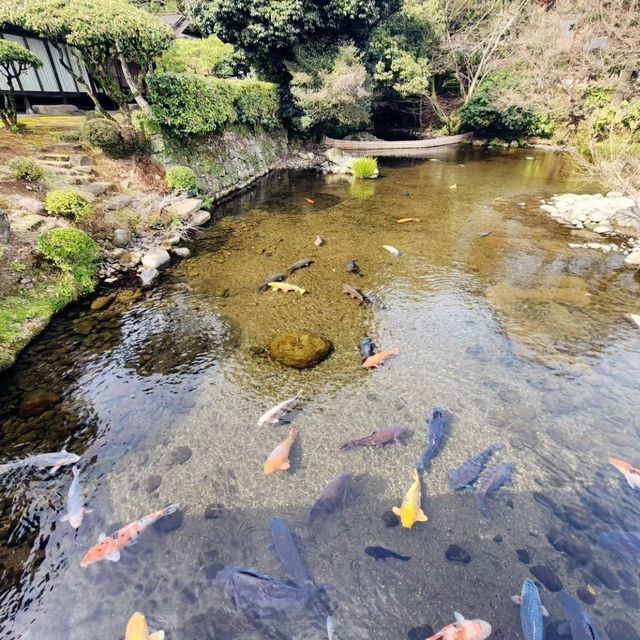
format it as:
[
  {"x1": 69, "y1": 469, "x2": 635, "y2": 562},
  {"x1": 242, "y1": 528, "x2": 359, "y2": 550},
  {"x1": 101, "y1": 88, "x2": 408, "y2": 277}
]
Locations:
[
  {"x1": 0, "y1": 40, "x2": 42, "y2": 129},
  {"x1": 156, "y1": 35, "x2": 235, "y2": 77},
  {"x1": 289, "y1": 44, "x2": 372, "y2": 134},
  {"x1": 182, "y1": 0, "x2": 399, "y2": 80},
  {"x1": 0, "y1": 0, "x2": 173, "y2": 120}
]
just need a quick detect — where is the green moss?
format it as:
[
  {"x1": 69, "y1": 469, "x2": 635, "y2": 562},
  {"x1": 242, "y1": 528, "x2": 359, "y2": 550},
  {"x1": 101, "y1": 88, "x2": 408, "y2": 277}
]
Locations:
[{"x1": 44, "y1": 190, "x2": 94, "y2": 221}]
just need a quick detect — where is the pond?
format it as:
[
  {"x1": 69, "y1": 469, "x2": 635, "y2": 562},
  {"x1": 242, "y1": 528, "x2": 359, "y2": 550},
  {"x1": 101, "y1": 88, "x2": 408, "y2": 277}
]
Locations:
[{"x1": 0, "y1": 146, "x2": 639, "y2": 640}]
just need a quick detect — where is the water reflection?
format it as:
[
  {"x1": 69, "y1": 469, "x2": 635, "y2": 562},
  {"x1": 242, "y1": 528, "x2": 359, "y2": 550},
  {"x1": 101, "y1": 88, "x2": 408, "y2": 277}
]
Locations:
[{"x1": 0, "y1": 148, "x2": 639, "y2": 639}]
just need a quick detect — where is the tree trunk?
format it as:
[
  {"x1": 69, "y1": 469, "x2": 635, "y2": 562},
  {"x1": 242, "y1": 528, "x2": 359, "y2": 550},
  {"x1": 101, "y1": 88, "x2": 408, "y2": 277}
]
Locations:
[
  {"x1": 118, "y1": 54, "x2": 151, "y2": 114},
  {"x1": 51, "y1": 43, "x2": 114, "y2": 121},
  {"x1": 2, "y1": 80, "x2": 18, "y2": 128}
]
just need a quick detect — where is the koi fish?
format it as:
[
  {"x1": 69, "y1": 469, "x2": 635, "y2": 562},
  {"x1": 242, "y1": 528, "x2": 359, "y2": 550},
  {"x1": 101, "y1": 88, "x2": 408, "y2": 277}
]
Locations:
[
  {"x1": 382, "y1": 244, "x2": 401, "y2": 256},
  {"x1": 397, "y1": 218, "x2": 420, "y2": 223},
  {"x1": 362, "y1": 291, "x2": 385, "y2": 308},
  {"x1": 427, "y1": 612, "x2": 491, "y2": 640},
  {"x1": 309, "y1": 473, "x2": 352, "y2": 525},
  {"x1": 125, "y1": 612, "x2": 164, "y2": 640},
  {"x1": 608, "y1": 457, "x2": 640, "y2": 489},
  {"x1": 61, "y1": 466, "x2": 91, "y2": 529},
  {"x1": 258, "y1": 273, "x2": 286, "y2": 292},
  {"x1": 362, "y1": 348, "x2": 400, "y2": 369},
  {"x1": 80, "y1": 504, "x2": 179, "y2": 567},
  {"x1": 392, "y1": 470, "x2": 428, "y2": 528},
  {"x1": 511, "y1": 578, "x2": 547, "y2": 640},
  {"x1": 0, "y1": 449, "x2": 80, "y2": 476},
  {"x1": 347, "y1": 260, "x2": 360, "y2": 273},
  {"x1": 268, "y1": 282, "x2": 307, "y2": 295},
  {"x1": 365, "y1": 546, "x2": 411, "y2": 561},
  {"x1": 449, "y1": 184, "x2": 458, "y2": 189},
  {"x1": 477, "y1": 463, "x2": 514, "y2": 519},
  {"x1": 305, "y1": 198, "x2": 315, "y2": 204},
  {"x1": 449, "y1": 444, "x2": 503, "y2": 491},
  {"x1": 360, "y1": 336, "x2": 376, "y2": 360},
  {"x1": 314, "y1": 235, "x2": 324, "y2": 246},
  {"x1": 558, "y1": 591, "x2": 604, "y2": 640},
  {"x1": 342, "y1": 283, "x2": 365, "y2": 304},
  {"x1": 417, "y1": 407, "x2": 446, "y2": 474},
  {"x1": 264, "y1": 426, "x2": 298, "y2": 475},
  {"x1": 341, "y1": 424, "x2": 407, "y2": 450},
  {"x1": 258, "y1": 390, "x2": 302, "y2": 426},
  {"x1": 287, "y1": 258, "x2": 314, "y2": 274}
]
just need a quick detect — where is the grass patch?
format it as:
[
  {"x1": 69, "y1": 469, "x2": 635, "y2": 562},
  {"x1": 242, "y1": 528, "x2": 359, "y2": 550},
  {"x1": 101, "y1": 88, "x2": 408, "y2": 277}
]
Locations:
[
  {"x1": 351, "y1": 156, "x2": 378, "y2": 178},
  {"x1": 8, "y1": 157, "x2": 44, "y2": 182}
]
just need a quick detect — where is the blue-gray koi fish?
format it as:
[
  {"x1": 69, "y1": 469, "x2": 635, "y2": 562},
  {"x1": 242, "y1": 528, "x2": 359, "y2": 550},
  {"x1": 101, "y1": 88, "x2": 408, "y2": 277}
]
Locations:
[
  {"x1": 558, "y1": 591, "x2": 604, "y2": 640},
  {"x1": 477, "y1": 462, "x2": 514, "y2": 518},
  {"x1": 416, "y1": 407, "x2": 446, "y2": 473},
  {"x1": 271, "y1": 517, "x2": 311, "y2": 588},
  {"x1": 511, "y1": 578, "x2": 546, "y2": 640},
  {"x1": 449, "y1": 444, "x2": 504, "y2": 491}
]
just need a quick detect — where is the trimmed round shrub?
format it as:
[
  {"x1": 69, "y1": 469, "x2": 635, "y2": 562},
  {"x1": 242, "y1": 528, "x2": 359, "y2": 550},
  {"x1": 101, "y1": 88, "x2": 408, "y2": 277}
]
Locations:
[
  {"x1": 37, "y1": 227, "x2": 100, "y2": 292},
  {"x1": 45, "y1": 190, "x2": 94, "y2": 221},
  {"x1": 8, "y1": 157, "x2": 44, "y2": 182},
  {"x1": 166, "y1": 165, "x2": 198, "y2": 193},
  {"x1": 82, "y1": 118, "x2": 143, "y2": 158},
  {"x1": 351, "y1": 156, "x2": 378, "y2": 179}
]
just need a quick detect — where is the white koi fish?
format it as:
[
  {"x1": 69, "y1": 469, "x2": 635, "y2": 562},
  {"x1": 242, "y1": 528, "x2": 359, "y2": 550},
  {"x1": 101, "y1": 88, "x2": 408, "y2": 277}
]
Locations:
[
  {"x1": 382, "y1": 245, "x2": 401, "y2": 256},
  {"x1": 0, "y1": 449, "x2": 80, "y2": 476},
  {"x1": 258, "y1": 390, "x2": 302, "y2": 427},
  {"x1": 61, "y1": 466, "x2": 91, "y2": 529}
]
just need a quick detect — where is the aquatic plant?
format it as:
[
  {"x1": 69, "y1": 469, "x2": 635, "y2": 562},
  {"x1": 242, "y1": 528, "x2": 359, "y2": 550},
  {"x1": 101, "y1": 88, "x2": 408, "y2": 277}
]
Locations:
[
  {"x1": 351, "y1": 156, "x2": 378, "y2": 179},
  {"x1": 8, "y1": 157, "x2": 44, "y2": 182},
  {"x1": 44, "y1": 190, "x2": 94, "y2": 221},
  {"x1": 36, "y1": 227, "x2": 99, "y2": 293},
  {"x1": 166, "y1": 165, "x2": 198, "y2": 194}
]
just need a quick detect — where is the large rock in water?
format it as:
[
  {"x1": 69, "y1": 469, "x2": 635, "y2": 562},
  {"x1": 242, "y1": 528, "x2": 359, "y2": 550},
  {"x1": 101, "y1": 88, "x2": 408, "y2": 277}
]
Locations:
[
  {"x1": 19, "y1": 390, "x2": 61, "y2": 417},
  {"x1": 268, "y1": 332, "x2": 333, "y2": 369}
]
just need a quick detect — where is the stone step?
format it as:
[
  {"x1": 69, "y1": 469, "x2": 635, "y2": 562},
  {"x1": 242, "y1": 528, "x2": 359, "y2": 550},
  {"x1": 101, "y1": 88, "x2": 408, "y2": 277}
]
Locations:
[
  {"x1": 39, "y1": 154, "x2": 71, "y2": 162},
  {"x1": 39, "y1": 160, "x2": 72, "y2": 169}
]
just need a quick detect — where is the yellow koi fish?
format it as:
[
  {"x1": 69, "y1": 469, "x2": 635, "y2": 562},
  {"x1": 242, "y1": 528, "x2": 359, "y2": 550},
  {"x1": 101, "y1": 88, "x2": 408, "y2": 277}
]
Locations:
[
  {"x1": 125, "y1": 612, "x2": 164, "y2": 640},
  {"x1": 393, "y1": 470, "x2": 428, "y2": 528},
  {"x1": 268, "y1": 282, "x2": 307, "y2": 295}
]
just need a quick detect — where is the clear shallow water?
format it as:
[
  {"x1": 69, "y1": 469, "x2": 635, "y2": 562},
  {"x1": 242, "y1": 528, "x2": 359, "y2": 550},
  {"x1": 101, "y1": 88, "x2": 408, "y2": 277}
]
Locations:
[{"x1": 1, "y1": 147, "x2": 640, "y2": 639}]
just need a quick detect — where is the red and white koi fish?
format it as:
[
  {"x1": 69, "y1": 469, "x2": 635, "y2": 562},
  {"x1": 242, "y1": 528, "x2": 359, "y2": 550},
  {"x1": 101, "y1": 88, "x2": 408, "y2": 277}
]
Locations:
[
  {"x1": 80, "y1": 504, "x2": 179, "y2": 567},
  {"x1": 609, "y1": 457, "x2": 640, "y2": 489},
  {"x1": 427, "y1": 612, "x2": 492, "y2": 640}
]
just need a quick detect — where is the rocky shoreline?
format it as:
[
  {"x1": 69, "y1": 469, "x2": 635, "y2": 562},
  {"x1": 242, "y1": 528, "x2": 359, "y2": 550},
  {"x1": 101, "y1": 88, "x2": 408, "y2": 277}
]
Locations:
[{"x1": 538, "y1": 192, "x2": 640, "y2": 267}]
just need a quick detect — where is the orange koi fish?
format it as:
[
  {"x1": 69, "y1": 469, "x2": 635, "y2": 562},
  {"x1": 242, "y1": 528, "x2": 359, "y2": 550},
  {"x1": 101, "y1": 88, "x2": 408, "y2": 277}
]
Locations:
[
  {"x1": 427, "y1": 612, "x2": 492, "y2": 640},
  {"x1": 362, "y1": 348, "x2": 400, "y2": 369},
  {"x1": 305, "y1": 198, "x2": 315, "y2": 204},
  {"x1": 397, "y1": 218, "x2": 421, "y2": 224},
  {"x1": 80, "y1": 504, "x2": 179, "y2": 567},
  {"x1": 264, "y1": 426, "x2": 298, "y2": 475},
  {"x1": 609, "y1": 457, "x2": 640, "y2": 489}
]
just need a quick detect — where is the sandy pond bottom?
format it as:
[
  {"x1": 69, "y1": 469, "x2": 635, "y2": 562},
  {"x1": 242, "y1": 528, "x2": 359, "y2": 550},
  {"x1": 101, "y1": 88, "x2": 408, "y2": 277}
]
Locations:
[{"x1": 1, "y1": 147, "x2": 640, "y2": 640}]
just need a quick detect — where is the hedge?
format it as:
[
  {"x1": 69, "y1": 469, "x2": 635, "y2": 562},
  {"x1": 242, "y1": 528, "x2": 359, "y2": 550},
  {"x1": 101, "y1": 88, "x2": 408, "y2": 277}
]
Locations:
[{"x1": 148, "y1": 72, "x2": 280, "y2": 137}]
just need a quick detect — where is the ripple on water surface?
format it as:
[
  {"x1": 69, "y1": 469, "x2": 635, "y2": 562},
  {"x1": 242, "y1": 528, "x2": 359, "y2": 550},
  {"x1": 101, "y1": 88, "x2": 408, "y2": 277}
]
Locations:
[{"x1": 0, "y1": 148, "x2": 639, "y2": 639}]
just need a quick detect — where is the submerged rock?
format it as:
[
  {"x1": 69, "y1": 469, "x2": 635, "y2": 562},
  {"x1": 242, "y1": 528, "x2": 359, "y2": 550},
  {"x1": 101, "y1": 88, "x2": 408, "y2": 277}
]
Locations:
[
  {"x1": 407, "y1": 625, "x2": 434, "y2": 640},
  {"x1": 19, "y1": 390, "x2": 61, "y2": 417},
  {"x1": 576, "y1": 588, "x2": 596, "y2": 605},
  {"x1": 169, "y1": 446, "x2": 192, "y2": 465},
  {"x1": 153, "y1": 508, "x2": 183, "y2": 533},
  {"x1": 90, "y1": 293, "x2": 116, "y2": 311},
  {"x1": 144, "y1": 475, "x2": 162, "y2": 493},
  {"x1": 140, "y1": 267, "x2": 159, "y2": 289},
  {"x1": 530, "y1": 564, "x2": 563, "y2": 592},
  {"x1": 445, "y1": 544, "x2": 471, "y2": 564},
  {"x1": 606, "y1": 619, "x2": 640, "y2": 640},
  {"x1": 382, "y1": 510, "x2": 400, "y2": 527},
  {"x1": 268, "y1": 332, "x2": 333, "y2": 369},
  {"x1": 204, "y1": 503, "x2": 225, "y2": 520}
]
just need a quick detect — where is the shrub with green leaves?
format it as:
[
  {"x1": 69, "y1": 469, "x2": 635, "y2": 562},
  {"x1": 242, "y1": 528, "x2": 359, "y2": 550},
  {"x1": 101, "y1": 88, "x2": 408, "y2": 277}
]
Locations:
[
  {"x1": 166, "y1": 165, "x2": 198, "y2": 193},
  {"x1": 148, "y1": 72, "x2": 280, "y2": 137},
  {"x1": 36, "y1": 227, "x2": 99, "y2": 293},
  {"x1": 82, "y1": 118, "x2": 144, "y2": 158},
  {"x1": 156, "y1": 35, "x2": 235, "y2": 77},
  {"x1": 460, "y1": 72, "x2": 553, "y2": 140},
  {"x1": 44, "y1": 190, "x2": 94, "y2": 221},
  {"x1": 8, "y1": 157, "x2": 44, "y2": 182},
  {"x1": 351, "y1": 156, "x2": 378, "y2": 178}
]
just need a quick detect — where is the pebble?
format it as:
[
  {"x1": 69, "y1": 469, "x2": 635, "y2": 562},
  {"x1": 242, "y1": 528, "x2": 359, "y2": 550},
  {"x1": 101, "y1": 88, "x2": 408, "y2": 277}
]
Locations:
[
  {"x1": 516, "y1": 549, "x2": 531, "y2": 564},
  {"x1": 382, "y1": 510, "x2": 400, "y2": 528},
  {"x1": 576, "y1": 588, "x2": 596, "y2": 604},
  {"x1": 113, "y1": 228, "x2": 131, "y2": 248},
  {"x1": 606, "y1": 619, "x2": 640, "y2": 640},
  {"x1": 530, "y1": 565, "x2": 563, "y2": 592},
  {"x1": 493, "y1": 534, "x2": 503, "y2": 543},
  {"x1": 445, "y1": 544, "x2": 471, "y2": 564},
  {"x1": 621, "y1": 589, "x2": 640, "y2": 609},
  {"x1": 144, "y1": 475, "x2": 162, "y2": 493},
  {"x1": 407, "y1": 625, "x2": 434, "y2": 640},
  {"x1": 204, "y1": 503, "x2": 224, "y2": 520},
  {"x1": 169, "y1": 446, "x2": 192, "y2": 465},
  {"x1": 592, "y1": 563, "x2": 620, "y2": 590},
  {"x1": 152, "y1": 508, "x2": 183, "y2": 533}
]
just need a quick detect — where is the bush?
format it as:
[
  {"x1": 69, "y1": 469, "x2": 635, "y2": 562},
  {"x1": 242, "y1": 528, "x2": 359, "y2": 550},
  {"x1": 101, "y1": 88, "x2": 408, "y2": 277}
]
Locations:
[
  {"x1": 351, "y1": 156, "x2": 378, "y2": 178},
  {"x1": 166, "y1": 165, "x2": 198, "y2": 193},
  {"x1": 460, "y1": 73, "x2": 553, "y2": 140},
  {"x1": 148, "y1": 72, "x2": 280, "y2": 137},
  {"x1": 82, "y1": 118, "x2": 144, "y2": 158},
  {"x1": 8, "y1": 157, "x2": 44, "y2": 182},
  {"x1": 44, "y1": 190, "x2": 94, "y2": 221},
  {"x1": 36, "y1": 227, "x2": 99, "y2": 293}
]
